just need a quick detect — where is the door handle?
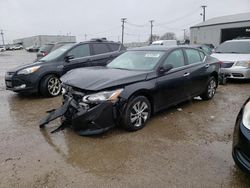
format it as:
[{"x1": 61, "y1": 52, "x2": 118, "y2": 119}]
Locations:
[
  {"x1": 205, "y1": 64, "x2": 210, "y2": 68},
  {"x1": 183, "y1": 72, "x2": 190, "y2": 77}
]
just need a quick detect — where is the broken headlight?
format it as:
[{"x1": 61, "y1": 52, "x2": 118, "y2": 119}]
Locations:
[
  {"x1": 243, "y1": 101, "x2": 250, "y2": 130},
  {"x1": 82, "y1": 89, "x2": 123, "y2": 103}
]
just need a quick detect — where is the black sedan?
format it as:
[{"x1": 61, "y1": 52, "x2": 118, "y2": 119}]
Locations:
[
  {"x1": 232, "y1": 97, "x2": 250, "y2": 173},
  {"x1": 40, "y1": 46, "x2": 220, "y2": 135}
]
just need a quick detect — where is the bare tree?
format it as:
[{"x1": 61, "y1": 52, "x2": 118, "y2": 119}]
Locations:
[
  {"x1": 160, "y1": 32, "x2": 177, "y2": 40},
  {"x1": 147, "y1": 34, "x2": 160, "y2": 43}
]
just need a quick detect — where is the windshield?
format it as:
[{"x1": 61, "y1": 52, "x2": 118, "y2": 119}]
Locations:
[
  {"x1": 215, "y1": 41, "x2": 250, "y2": 54},
  {"x1": 107, "y1": 51, "x2": 165, "y2": 71},
  {"x1": 40, "y1": 43, "x2": 75, "y2": 61}
]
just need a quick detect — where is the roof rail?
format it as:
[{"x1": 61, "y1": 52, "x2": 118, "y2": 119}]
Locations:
[{"x1": 90, "y1": 38, "x2": 107, "y2": 42}]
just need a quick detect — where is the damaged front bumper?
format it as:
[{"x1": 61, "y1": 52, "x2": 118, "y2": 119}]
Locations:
[{"x1": 39, "y1": 95, "x2": 118, "y2": 136}]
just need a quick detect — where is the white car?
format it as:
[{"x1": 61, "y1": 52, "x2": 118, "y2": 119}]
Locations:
[
  {"x1": 211, "y1": 39, "x2": 250, "y2": 79},
  {"x1": 151, "y1": 40, "x2": 177, "y2": 46},
  {"x1": 0, "y1": 46, "x2": 6, "y2": 52}
]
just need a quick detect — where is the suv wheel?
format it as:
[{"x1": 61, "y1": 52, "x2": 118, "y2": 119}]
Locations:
[
  {"x1": 200, "y1": 77, "x2": 217, "y2": 100},
  {"x1": 40, "y1": 75, "x2": 61, "y2": 97},
  {"x1": 121, "y1": 96, "x2": 151, "y2": 131}
]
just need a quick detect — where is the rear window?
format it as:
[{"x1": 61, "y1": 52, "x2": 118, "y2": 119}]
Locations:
[
  {"x1": 108, "y1": 43, "x2": 120, "y2": 51},
  {"x1": 215, "y1": 41, "x2": 250, "y2": 54},
  {"x1": 92, "y1": 43, "x2": 110, "y2": 55}
]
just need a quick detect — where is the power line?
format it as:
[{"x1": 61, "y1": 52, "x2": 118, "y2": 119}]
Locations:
[
  {"x1": 155, "y1": 7, "x2": 200, "y2": 26},
  {"x1": 126, "y1": 22, "x2": 148, "y2": 28}
]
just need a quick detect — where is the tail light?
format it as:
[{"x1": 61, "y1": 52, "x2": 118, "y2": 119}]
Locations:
[{"x1": 42, "y1": 52, "x2": 48, "y2": 56}]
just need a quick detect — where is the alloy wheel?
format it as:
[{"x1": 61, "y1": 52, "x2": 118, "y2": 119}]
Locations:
[
  {"x1": 208, "y1": 79, "x2": 216, "y2": 98},
  {"x1": 130, "y1": 101, "x2": 149, "y2": 127},
  {"x1": 47, "y1": 77, "x2": 61, "y2": 96}
]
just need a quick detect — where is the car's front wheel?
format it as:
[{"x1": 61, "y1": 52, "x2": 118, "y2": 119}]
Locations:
[
  {"x1": 121, "y1": 96, "x2": 151, "y2": 131},
  {"x1": 40, "y1": 75, "x2": 61, "y2": 97},
  {"x1": 200, "y1": 77, "x2": 217, "y2": 100}
]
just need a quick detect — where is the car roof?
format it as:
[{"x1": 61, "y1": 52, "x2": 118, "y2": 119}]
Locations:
[
  {"x1": 226, "y1": 39, "x2": 250, "y2": 42},
  {"x1": 129, "y1": 45, "x2": 199, "y2": 51}
]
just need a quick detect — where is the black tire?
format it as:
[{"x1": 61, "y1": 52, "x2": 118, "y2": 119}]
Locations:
[
  {"x1": 200, "y1": 77, "x2": 217, "y2": 100},
  {"x1": 121, "y1": 96, "x2": 151, "y2": 131},
  {"x1": 39, "y1": 75, "x2": 61, "y2": 97}
]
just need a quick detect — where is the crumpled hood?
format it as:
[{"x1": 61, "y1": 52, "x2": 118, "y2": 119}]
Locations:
[
  {"x1": 211, "y1": 53, "x2": 250, "y2": 62},
  {"x1": 61, "y1": 66, "x2": 151, "y2": 91}
]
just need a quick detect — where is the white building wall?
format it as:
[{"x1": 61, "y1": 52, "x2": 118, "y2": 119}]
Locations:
[
  {"x1": 190, "y1": 21, "x2": 250, "y2": 47},
  {"x1": 13, "y1": 35, "x2": 76, "y2": 48}
]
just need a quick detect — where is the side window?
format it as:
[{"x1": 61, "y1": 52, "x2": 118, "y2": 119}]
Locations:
[
  {"x1": 163, "y1": 49, "x2": 185, "y2": 68},
  {"x1": 67, "y1": 44, "x2": 90, "y2": 59},
  {"x1": 108, "y1": 43, "x2": 120, "y2": 51},
  {"x1": 92, "y1": 43, "x2": 110, "y2": 55},
  {"x1": 199, "y1": 51, "x2": 205, "y2": 61},
  {"x1": 201, "y1": 46, "x2": 212, "y2": 54},
  {"x1": 185, "y1": 49, "x2": 201, "y2": 64}
]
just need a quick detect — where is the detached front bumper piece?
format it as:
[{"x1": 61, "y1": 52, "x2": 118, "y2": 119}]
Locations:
[{"x1": 39, "y1": 97, "x2": 116, "y2": 136}]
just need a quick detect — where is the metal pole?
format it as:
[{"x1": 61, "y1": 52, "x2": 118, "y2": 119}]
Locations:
[
  {"x1": 149, "y1": 20, "x2": 154, "y2": 44},
  {"x1": 201, "y1": 5, "x2": 207, "y2": 22},
  {"x1": 121, "y1": 18, "x2": 127, "y2": 44},
  {"x1": 0, "y1": 30, "x2": 5, "y2": 46}
]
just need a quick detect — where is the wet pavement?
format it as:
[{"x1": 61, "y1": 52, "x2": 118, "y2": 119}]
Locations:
[{"x1": 0, "y1": 50, "x2": 250, "y2": 188}]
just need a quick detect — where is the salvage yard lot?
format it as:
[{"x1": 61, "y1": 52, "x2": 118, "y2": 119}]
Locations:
[{"x1": 0, "y1": 50, "x2": 250, "y2": 187}]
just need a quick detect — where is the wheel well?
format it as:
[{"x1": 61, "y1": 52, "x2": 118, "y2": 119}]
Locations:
[
  {"x1": 38, "y1": 73, "x2": 60, "y2": 92},
  {"x1": 211, "y1": 71, "x2": 218, "y2": 86},
  {"x1": 128, "y1": 90, "x2": 154, "y2": 114}
]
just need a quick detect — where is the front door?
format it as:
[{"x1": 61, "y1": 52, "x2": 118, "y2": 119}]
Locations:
[
  {"x1": 63, "y1": 44, "x2": 91, "y2": 73},
  {"x1": 155, "y1": 49, "x2": 191, "y2": 110}
]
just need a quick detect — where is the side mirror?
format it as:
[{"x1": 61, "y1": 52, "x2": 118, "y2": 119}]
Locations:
[
  {"x1": 159, "y1": 64, "x2": 173, "y2": 74},
  {"x1": 64, "y1": 55, "x2": 74, "y2": 62}
]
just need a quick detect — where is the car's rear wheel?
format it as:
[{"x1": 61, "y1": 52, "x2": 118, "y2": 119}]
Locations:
[
  {"x1": 200, "y1": 77, "x2": 217, "y2": 100},
  {"x1": 121, "y1": 96, "x2": 151, "y2": 131},
  {"x1": 40, "y1": 75, "x2": 61, "y2": 97}
]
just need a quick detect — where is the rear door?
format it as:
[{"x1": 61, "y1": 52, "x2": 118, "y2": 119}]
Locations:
[
  {"x1": 155, "y1": 49, "x2": 191, "y2": 110},
  {"x1": 63, "y1": 44, "x2": 91, "y2": 73},
  {"x1": 90, "y1": 43, "x2": 113, "y2": 66},
  {"x1": 184, "y1": 48, "x2": 210, "y2": 96}
]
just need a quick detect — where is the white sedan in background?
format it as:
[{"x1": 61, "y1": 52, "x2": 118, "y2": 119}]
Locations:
[{"x1": 211, "y1": 39, "x2": 250, "y2": 79}]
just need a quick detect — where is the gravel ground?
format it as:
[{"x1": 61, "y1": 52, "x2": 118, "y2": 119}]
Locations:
[{"x1": 0, "y1": 50, "x2": 250, "y2": 188}]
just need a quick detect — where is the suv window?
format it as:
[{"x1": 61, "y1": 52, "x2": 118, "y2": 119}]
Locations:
[
  {"x1": 163, "y1": 49, "x2": 185, "y2": 68},
  {"x1": 108, "y1": 43, "x2": 120, "y2": 51},
  {"x1": 185, "y1": 49, "x2": 201, "y2": 64},
  {"x1": 67, "y1": 44, "x2": 90, "y2": 58},
  {"x1": 92, "y1": 43, "x2": 110, "y2": 55}
]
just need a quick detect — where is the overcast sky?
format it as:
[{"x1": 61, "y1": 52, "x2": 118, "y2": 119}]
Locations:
[{"x1": 0, "y1": 0, "x2": 250, "y2": 43}]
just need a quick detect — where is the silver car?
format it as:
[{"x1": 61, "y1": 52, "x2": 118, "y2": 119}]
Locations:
[{"x1": 212, "y1": 39, "x2": 250, "y2": 79}]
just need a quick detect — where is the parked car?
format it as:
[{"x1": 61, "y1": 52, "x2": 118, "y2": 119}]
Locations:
[
  {"x1": 189, "y1": 44, "x2": 213, "y2": 55},
  {"x1": 151, "y1": 40, "x2": 177, "y2": 46},
  {"x1": 211, "y1": 39, "x2": 250, "y2": 79},
  {"x1": 0, "y1": 45, "x2": 6, "y2": 52},
  {"x1": 13, "y1": 44, "x2": 23, "y2": 50},
  {"x1": 37, "y1": 42, "x2": 76, "y2": 60},
  {"x1": 39, "y1": 46, "x2": 220, "y2": 135},
  {"x1": 25, "y1": 45, "x2": 40, "y2": 52},
  {"x1": 232, "y1": 97, "x2": 250, "y2": 173},
  {"x1": 5, "y1": 39, "x2": 126, "y2": 97}
]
